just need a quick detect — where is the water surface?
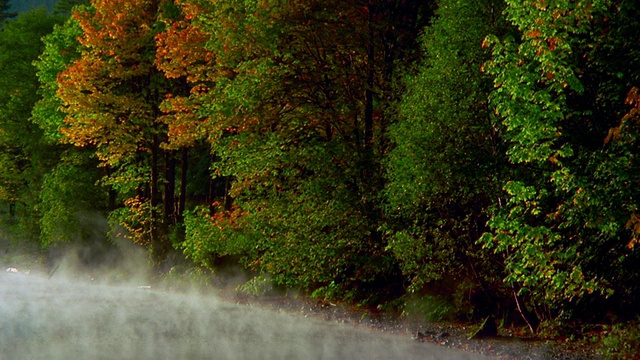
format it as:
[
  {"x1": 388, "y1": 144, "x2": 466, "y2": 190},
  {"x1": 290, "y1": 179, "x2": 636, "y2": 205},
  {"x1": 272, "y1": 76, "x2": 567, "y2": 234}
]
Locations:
[{"x1": 0, "y1": 272, "x2": 489, "y2": 359}]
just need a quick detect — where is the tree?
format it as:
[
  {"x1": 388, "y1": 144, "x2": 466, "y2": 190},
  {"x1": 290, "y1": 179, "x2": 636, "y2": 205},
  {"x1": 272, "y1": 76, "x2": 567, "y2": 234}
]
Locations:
[
  {"x1": 33, "y1": 11, "x2": 108, "y2": 247},
  {"x1": 479, "y1": 0, "x2": 640, "y2": 330},
  {"x1": 384, "y1": 0, "x2": 509, "y2": 317},
  {"x1": 57, "y1": 0, "x2": 185, "y2": 262},
  {"x1": 53, "y1": 0, "x2": 90, "y2": 16},
  {"x1": 171, "y1": 0, "x2": 433, "y2": 304},
  {"x1": 0, "y1": 9, "x2": 62, "y2": 240},
  {"x1": 0, "y1": 0, "x2": 17, "y2": 26},
  {"x1": 33, "y1": 14, "x2": 85, "y2": 145},
  {"x1": 154, "y1": 0, "x2": 217, "y2": 220}
]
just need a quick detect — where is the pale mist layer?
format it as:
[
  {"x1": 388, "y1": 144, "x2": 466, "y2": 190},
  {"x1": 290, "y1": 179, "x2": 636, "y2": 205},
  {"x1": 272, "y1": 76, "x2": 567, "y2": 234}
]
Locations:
[
  {"x1": 0, "y1": 217, "x2": 487, "y2": 360},
  {"x1": 0, "y1": 270, "x2": 490, "y2": 360}
]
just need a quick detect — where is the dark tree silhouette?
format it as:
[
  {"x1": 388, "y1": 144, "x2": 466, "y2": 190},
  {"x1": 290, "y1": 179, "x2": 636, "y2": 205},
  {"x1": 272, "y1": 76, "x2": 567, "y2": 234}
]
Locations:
[{"x1": 0, "y1": 0, "x2": 17, "y2": 25}]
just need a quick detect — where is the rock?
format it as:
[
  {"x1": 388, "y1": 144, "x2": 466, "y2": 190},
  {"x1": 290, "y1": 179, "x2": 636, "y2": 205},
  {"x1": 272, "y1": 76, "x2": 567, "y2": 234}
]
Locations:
[
  {"x1": 414, "y1": 330, "x2": 451, "y2": 342},
  {"x1": 415, "y1": 330, "x2": 436, "y2": 341}
]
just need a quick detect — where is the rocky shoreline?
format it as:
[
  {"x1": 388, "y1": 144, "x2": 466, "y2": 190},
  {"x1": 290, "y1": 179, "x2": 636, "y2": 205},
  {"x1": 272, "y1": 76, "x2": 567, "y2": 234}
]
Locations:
[
  {"x1": 1, "y1": 259, "x2": 600, "y2": 359},
  {"x1": 224, "y1": 291, "x2": 600, "y2": 360}
]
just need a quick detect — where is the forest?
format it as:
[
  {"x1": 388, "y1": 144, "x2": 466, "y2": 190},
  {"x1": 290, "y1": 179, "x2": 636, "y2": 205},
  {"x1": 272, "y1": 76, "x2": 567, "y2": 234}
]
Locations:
[{"x1": 1, "y1": 0, "x2": 639, "y2": 354}]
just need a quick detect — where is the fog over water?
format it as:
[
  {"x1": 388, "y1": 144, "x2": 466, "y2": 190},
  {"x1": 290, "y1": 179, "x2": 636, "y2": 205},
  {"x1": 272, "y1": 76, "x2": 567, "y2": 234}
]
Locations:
[{"x1": 0, "y1": 272, "x2": 490, "y2": 360}]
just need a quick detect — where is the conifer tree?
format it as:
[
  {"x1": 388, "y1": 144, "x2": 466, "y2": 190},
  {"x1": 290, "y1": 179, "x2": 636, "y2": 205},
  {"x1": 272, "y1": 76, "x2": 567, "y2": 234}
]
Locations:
[{"x1": 0, "y1": 0, "x2": 17, "y2": 26}]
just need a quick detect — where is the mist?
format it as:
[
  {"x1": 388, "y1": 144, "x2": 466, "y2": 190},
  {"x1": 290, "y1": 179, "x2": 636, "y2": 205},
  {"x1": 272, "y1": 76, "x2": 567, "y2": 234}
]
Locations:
[
  {"x1": 0, "y1": 270, "x2": 490, "y2": 360},
  {"x1": 0, "y1": 215, "x2": 489, "y2": 360}
]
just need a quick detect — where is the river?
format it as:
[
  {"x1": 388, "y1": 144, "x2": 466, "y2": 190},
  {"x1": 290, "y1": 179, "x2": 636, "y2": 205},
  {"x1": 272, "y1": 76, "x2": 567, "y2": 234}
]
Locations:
[{"x1": 0, "y1": 272, "x2": 491, "y2": 359}]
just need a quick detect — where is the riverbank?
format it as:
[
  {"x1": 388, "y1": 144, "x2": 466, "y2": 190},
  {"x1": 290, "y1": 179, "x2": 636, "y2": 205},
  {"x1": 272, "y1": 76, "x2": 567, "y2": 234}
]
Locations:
[
  {"x1": 0, "y1": 252, "x2": 612, "y2": 359},
  {"x1": 213, "y1": 288, "x2": 601, "y2": 360}
]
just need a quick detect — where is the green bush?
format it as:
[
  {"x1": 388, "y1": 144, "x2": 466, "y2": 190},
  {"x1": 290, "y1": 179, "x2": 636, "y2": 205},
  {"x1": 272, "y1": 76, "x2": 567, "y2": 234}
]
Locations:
[
  {"x1": 599, "y1": 321, "x2": 640, "y2": 359},
  {"x1": 402, "y1": 295, "x2": 459, "y2": 322}
]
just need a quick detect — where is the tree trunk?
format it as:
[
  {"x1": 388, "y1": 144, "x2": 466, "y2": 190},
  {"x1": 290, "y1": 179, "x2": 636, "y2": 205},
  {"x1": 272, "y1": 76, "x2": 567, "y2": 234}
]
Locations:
[
  {"x1": 513, "y1": 287, "x2": 540, "y2": 335},
  {"x1": 163, "y1": 149, "x2": 176, "y2": 225},
  {"x1": 178, "y1": 148, "x2": 187, "y2": 220},
  {"x1": 150, "y1": 132, "x2": 164, "y2": 261},
  {"x1": 105, "y1": 165, "x2": 117, "y2": 210},
  {"x1": 364, "y1": 1, "x2": 375, "y2": 150}
]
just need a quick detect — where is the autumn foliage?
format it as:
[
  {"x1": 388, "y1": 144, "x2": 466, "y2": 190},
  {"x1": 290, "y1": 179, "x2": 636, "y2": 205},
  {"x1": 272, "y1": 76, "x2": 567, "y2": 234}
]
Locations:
[{"x1": 1, "y1": 1, "x2": 640, "y2": 350}]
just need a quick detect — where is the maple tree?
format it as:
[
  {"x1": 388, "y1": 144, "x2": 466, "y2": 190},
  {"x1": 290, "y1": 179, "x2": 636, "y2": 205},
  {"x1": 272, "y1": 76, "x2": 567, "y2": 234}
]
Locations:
[
  {"x1": 57, "y1": 0, "x2": 186, "y2": 260},
  {"x1": 155, "y1": 0, "x2": 211, "y2": 148},
  {"x1": 169, "y1": 0, "x2": 434, "y2": 303}
]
